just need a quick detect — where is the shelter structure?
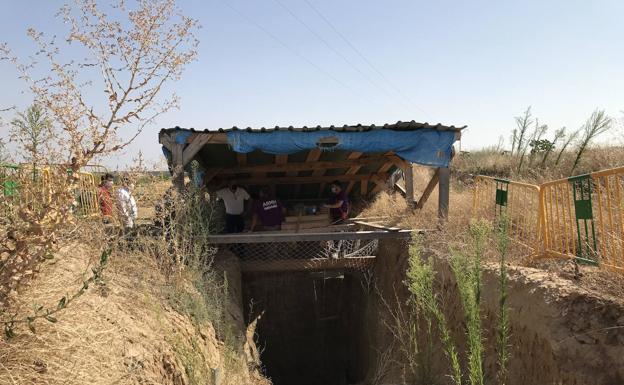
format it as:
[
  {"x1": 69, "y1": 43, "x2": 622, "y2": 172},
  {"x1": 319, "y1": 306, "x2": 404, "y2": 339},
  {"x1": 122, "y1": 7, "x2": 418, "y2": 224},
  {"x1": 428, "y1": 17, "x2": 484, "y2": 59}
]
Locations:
[{"x1": 158, "y1": 120, "x2": 465, "y2": 272}]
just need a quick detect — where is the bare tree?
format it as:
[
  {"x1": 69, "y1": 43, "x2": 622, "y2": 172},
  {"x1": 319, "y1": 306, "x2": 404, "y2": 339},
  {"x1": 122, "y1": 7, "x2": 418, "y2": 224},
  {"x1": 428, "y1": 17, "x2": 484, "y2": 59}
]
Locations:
[
  {"x1": 0, "y1": 0, "x2": 199, "y2": 305},
  {"x1": 524, "y1": 119, "x2": 548, "y2": 168},
  {"x1": 10, "y1": 103, "x2": 52, "y2": 175},
  {"x1": 571, "y1": 109, "x2": 613, "y2": 173},
  {"x1": 510, "y1": 129, "x2": 517, "y2": 155},
  {"x1": 512, "y1": 107, "x2": 533, "y2": 156},
  {"x1": 540, "y1": 127, "x2": 566, "y2": 167},
  {"x1": 1, "y1": 0, "x2": 199, "y2": 172},
  {"x1": 554, "y1": 128, "x2": 580, "y2": 166}
]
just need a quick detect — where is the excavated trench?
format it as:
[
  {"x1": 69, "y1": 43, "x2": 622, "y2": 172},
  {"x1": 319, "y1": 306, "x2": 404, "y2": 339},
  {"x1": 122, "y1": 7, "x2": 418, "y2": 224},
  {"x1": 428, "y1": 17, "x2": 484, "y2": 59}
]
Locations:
[
  {"x1": 242, "y1": 270, "x2": 371, "y2": 385},
  {"x1": 234, "y1": 239, "x2": 624, "y2": 385}
]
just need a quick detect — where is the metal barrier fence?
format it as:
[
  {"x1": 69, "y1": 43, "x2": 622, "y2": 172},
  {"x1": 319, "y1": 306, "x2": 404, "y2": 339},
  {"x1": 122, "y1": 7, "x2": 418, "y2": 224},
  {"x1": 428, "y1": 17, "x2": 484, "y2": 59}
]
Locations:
[
  {"x1": 472, "y1": 176, "x2": 542, "y2": 256},
  {"x1": 75, "y1": 172, "x2": 100, "y2": 216},
  {"x1": 473, "y1": 166, "x2": 624, "y2": 273},
  {"x1": 0, "y1": 165, "x2": 100, "y2": 219},
  {"x1": 0, "y1": 164, "x2": 20, "y2": 218},
  {"x1": 541, "y1": 168, "x2": 624, "y2": 272}
]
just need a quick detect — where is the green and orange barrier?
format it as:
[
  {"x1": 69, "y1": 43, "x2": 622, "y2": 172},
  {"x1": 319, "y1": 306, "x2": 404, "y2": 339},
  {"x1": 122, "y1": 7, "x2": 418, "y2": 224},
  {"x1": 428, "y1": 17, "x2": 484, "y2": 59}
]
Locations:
[{"x1": 473, "y1": 166, "x2": 624, "y2": 274}]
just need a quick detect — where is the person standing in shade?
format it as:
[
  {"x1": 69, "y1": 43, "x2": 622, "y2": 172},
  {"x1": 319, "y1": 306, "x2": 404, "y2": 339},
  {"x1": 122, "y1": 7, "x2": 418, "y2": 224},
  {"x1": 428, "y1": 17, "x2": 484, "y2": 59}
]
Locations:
[
  {"x1": 324, "y1": 180, "x2": 349, "y2": 224},
  {"x1": 251, "y1": 187, "x2": 285, "y2": 232},
  {"x1": 216, "y1": 181, "x2": 250, "y2": 233}
]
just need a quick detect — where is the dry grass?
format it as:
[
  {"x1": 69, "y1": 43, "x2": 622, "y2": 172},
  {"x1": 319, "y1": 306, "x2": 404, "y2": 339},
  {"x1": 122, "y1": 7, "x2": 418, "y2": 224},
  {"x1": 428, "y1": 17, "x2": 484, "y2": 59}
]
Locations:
[
  {"x1": 0, "y1": 214, "x2": 268, "y2": 385},
  {"x1": 454, "y1": 146, "x2": 624, "y2": 183},
  {"x1": 360, "y1": 154, "x2": 624, "y2": 304}
]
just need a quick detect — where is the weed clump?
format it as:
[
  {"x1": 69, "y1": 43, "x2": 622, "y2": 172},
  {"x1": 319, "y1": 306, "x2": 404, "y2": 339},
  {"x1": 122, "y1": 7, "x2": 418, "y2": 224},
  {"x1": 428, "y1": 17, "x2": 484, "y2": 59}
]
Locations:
[{"x1": 400, "y1": 218, "x2": 512, "y2": 385}]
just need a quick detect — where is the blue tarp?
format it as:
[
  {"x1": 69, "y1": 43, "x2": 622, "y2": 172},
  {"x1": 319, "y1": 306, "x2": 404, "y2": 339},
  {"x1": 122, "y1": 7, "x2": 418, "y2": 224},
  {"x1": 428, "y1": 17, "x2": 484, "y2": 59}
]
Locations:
[{"x1": 225, "y1": 129, "x2": 456, "y2": 167}]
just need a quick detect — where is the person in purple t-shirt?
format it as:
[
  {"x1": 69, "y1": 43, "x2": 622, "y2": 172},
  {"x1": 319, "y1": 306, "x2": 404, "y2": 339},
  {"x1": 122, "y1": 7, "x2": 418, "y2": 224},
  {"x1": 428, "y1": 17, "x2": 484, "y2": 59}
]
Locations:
[
  {"x1": 251, "y1": 187, "x2": 285, "y2": 231},
  {"x1": 324, "y1": 180, "x2": 349, "y2": 224}
]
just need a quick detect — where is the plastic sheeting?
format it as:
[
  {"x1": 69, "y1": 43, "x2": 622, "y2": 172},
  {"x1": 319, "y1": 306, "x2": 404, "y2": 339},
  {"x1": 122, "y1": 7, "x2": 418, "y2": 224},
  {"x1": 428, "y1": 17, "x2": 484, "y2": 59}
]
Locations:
[{"x1": 226, "y1": 129, "x2": 456, "y2": 167}]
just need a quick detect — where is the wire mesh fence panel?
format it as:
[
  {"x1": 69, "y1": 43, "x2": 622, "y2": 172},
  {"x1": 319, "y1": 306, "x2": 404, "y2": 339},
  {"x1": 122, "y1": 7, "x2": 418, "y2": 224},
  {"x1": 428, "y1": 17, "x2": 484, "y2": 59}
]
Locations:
[
  {"x1": 220, "y1": 237, "x2": 380, "y2": 273},
  {"x1": 205, "y1": 229, "x2": 409, "y2": 273}
]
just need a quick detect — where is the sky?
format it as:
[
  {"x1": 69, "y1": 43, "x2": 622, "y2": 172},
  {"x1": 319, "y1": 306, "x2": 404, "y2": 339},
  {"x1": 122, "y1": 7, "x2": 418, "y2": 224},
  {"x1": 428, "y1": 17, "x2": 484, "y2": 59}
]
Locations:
[{"x1": 1, "y1": 0, "x2": 623, "y2": 169}]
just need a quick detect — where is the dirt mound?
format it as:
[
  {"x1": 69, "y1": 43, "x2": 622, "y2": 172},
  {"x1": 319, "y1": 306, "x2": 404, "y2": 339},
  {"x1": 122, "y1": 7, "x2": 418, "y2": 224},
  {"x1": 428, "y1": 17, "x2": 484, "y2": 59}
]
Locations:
[{"x1": 0, "y1": 243, "x2": 268, "y2": 385}]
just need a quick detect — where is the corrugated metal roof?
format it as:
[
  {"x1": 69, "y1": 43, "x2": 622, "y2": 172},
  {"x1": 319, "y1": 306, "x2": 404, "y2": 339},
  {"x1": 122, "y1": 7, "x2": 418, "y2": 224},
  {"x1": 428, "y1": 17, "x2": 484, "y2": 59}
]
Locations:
[{"x1": 159, "y1": 120, "x2": 466, "y2": 134}]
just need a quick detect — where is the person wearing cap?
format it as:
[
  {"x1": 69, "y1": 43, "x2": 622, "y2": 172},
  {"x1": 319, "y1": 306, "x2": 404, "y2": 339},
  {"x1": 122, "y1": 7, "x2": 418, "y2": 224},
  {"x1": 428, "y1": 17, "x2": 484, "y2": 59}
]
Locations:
[
  {"x1": 215, "y1": 181, "x2": 250, "y2": 233},
  {"x1": 251, "y1": 187, "x2": 285, "y2": 232}
]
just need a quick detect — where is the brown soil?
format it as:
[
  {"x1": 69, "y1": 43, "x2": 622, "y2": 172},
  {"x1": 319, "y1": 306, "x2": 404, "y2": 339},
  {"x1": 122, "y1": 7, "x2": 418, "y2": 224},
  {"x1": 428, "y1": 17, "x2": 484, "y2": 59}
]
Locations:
[
  {"x1": 0, "y1": 243, "x2": 268, "y2": 385},
  {"x1": 369, "y1": 239, "x2": 624, "y2": 385}
]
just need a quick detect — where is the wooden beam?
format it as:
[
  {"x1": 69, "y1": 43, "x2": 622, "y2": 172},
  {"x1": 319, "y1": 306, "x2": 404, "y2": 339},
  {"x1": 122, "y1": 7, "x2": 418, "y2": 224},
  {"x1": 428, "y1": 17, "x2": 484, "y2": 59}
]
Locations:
[
  {"x1": 207, "y1": 229, "x2": 413, "y2": 244},
  {"x1": 438, "y1": 167, "x2": 450, "y2": 220},
  {"x1": 369, "y1": 160, "x2": 399, "y2": 195},
  {"x1": 346, "y1": 151, "x2": 396, "y2": 195},
  {"x1": 404, "y1": 163, "x2": 415, "y2": 206},
  {"x1": 215, "y1": 172, "x2": 390, "y2": 186},
  {"x1": 240, "y1": 256, "x2": 376, "y2": 273},
  {"x1": 271, "y1": 154, "x2": 290, "y2": 193},
  {"x1": 390, "y1": 156, "x2": 409, "y2": 171},
  {"x1": 416, "y1": 168, "x2": 440, "y2": 209},
  {"x1": 316, "y1": 150, "x2": 354, "y2": 197},
  {"x1": 236, "y1": 153, "x2": 247, "y2": 166},
  {"x1": 171, "y1": 142, "x2": 184, "y2": 190},
  {"x1": 369, "y1": 174, "x2": 391, "y2": 195},
  {"x1": 342, "y1": 152, "x2": 365, "y2": 195},
  {"x1": 218, "y1": 155, "x2": 398, "y2": 175},
  {"x1": 203, "y1": 167, "x2": 223, "y2": 186},
  {"x1": 306, "y1": 148, "x2": 322, "y2": 163},
  {"x1": 353, "y1": 221, "x2": 400, "y2": 232},
  {"x1": 158, "y1": 133, "x2": 174, "y2": 151},
  {"x1": 203, "y1": 132, "x2": 228, "y2": 144},
  {"x1": 360, "y1": 179, "x2": 368, "y2": 196},
  {"x1": 182, "y1": 134, "x2": 213, "y2": 166},
  {"x1": 294, "y1": 148, "x2": 322, "y2": 196}
]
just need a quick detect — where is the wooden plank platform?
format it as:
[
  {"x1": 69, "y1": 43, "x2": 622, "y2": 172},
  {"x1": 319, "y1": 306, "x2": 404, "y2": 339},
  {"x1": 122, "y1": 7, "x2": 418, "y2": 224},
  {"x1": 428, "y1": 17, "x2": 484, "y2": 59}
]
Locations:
[
  {"x1": 284, "y1": 214, "x2": 330, "y2": 223},
  {"x1": 240, "y1": 256, "x2": 376, "y2": 273},
  {"x1": 207, "y1": 229, "x2": 414, "y2": 244}
]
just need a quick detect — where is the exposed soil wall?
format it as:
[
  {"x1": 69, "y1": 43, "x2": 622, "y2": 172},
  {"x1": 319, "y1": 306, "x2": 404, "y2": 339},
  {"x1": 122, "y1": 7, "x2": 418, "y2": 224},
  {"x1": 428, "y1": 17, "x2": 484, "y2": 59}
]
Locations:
[
  {"x1": 242, "y1": 270, "x2": 372, "y2": 385},
  {"x1": 371, "y1": 239, "x2": 624, "y2": 385},
  {"x1": 0, "y1": 244, "x2": 268, "y2": 385}
]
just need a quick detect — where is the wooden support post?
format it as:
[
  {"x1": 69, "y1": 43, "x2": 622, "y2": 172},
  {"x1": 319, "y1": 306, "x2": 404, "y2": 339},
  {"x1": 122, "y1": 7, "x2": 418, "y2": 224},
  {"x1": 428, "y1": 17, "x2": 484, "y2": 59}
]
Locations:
[
  {"x1": 172, "y1": 142, "x2": 185, "y2": 191},
  {"x1": 415, "y1": 168, "x2": 440, "y2": 209},
  {"x1": 404, "y1": 163, "x2": 415, "y2": 206},
  {"x1": 438, "y1": 167, "x2": 450, "y2": 220}
]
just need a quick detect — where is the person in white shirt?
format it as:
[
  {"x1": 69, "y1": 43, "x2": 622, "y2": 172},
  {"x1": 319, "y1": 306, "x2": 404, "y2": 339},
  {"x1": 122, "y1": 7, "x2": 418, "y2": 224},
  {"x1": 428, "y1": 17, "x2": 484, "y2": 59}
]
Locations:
[
  {"x1": 117, "y1": 177, "x2": 138, "y2": 229},
  {"x1": 215, "y1": 182, "x2": 250, "y2": 233}
]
